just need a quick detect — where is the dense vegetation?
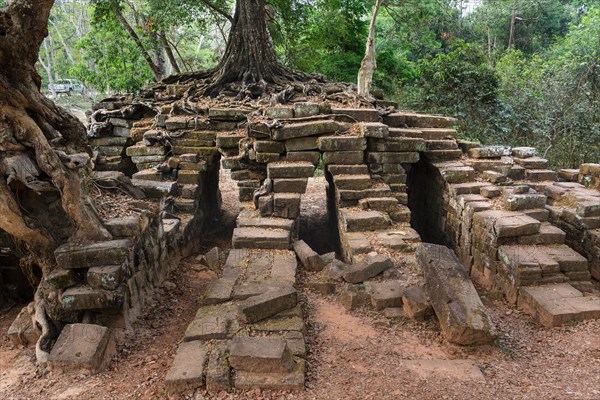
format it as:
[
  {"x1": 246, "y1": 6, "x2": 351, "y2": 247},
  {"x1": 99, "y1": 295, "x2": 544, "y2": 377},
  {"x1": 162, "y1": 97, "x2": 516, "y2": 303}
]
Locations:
[{"x1": 37, "y1": 0, "x2": 599, "y2": 167}]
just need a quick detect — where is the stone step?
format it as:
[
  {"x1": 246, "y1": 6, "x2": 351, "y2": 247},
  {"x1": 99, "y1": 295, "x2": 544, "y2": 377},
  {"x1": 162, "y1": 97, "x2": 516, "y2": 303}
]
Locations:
[
  {"x1": 367, "y1": 137, "x2": 426, "y2": 152},
  {"x1": 216, "y1": 132, "x2": 246, "y2": 148},
  {"x1": 518, "y1": 283, "x2": 600, "y2": 327},
  {"x1": 237, "y1": 213, "x2": 295, "y2": 232},
  {"x1": 514, "y1": 157, "x2": 549, "y2": 169},
  {"x1": 468, "y1": 146, "x2": 511, "y2": 159},
  {"x1": 425, "y1": 140, "x2": 459, "y2": 150},
  {"x1": 332, "y1": 174, "x2": 372, "y2": 190},
  {"x1": 272, "y1": 178, "x2": 308, "y2": 193},
  {"x1": 331, "y1": 108, "x2": 381, "y2": 122},
  {"x1": 131, "y1": 179, "x2": 178, "y2": 198},
  {"x1": 317, "y1": 135, "x2": 367, "y2": 151},
  {"x1": 394, "y1": 128, "x2": 457, "y2": 140},
  {"x1": 336, "y1": 184, "x2": 393, "y2": 205},
  {"x1": 165, "y1": 341, "x2": 208, "y2": 395},
  {"x1": 517, "y1": 223, "x2": 566, "y2": 245},
  {"x1": 358, "y1": 197, "x2": 399, "y2": 212},
  {"x1": 367, "y1": 280, "x2": 405, "y2": 309},
  {"x1": 503, "y1": 192, "x2": 547, "y2": 211},
  {"x1": 327, "y1": 164, "x2": 369, "y2": 175},
  {"x1": 267, "y1": 161, "x2": 315, "y2": 179},
  {"x1": 526, "y1": 169, "x2": 558, "y2": 182},
  {"x1": 498, "y1": 244, "x2": 590, "y2": 286},
  {"x1": 384, "y1": 113, "x2": 457, "y2": 128},
  {"x1": 132, "y1": 169, "x2": 163, "y2": 181},
  {"x1": 341, "y1": 209, "x2": 392, "y2": 232},
  {"x1": 232, "y1": 227, "x2": 291, "y2": 250},
  {"x1": 422, "y1": 149, "x2": 463, "y2": 161}
]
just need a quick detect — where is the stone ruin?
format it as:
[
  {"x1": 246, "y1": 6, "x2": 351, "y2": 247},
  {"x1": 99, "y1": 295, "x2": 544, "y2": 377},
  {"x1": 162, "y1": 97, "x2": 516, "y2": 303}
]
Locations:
[{"x1": 2, "y1": 84, "x2": 600, "y2": 393}]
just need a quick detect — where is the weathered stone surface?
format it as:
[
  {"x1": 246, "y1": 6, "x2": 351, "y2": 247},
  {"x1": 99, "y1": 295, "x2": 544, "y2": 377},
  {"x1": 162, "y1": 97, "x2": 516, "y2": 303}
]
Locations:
[
  {"x1": 265, "y1": 106, "x2": 294, "y2": 119},
  {"x1": 87, "y1": 265, "x2": 122, "y2": 290},
  {"x1": 512, "y1": 147, "x2": 536, "y2": 158},
  {"x1": 369, "y1": 280, "x2": 405, "y2": 310},
  {"x1": 61, "y1": 286, "x2": 123, "y2": 310},
  {"x1": 285, "y1": 136, "x2": 318, "y2": 151},
  {"x1": 403, "y1": 113, "x2": 457, "y2": 128},
  {"x1": 293, "y1": 240, "x2": 324, "y2": 272},
  {"x1": 238, "y1": 286, "x2": 298, "y2": 323},
  {"x1": 273, "y1": 178, "x2": 309, "y2": 193},
  {"x1": 232, "y1": 227, "x2": 291, "y2": 250},
  {"x1": 104, "y1": 216, "x2": 142, "y2": 238},
  {"x1": 368, "y1": 137, "x2": 426, "y2": 152},
  {"x1": 343, "y1": 254, "x2": 393, "y2": 283},
  {"x1": 514, "y1": 157, "x2": 549, "y2": 169},
  {"x1": 417, "y1": 243, "x2": 497, "y2": 345},
  {"x1": 126, "y1": 143, "x2": 166, "y2": 157},
  {"x1": 185, "y1": 315, "x2": 229, "y2": 341},
  {"x1": 234, "y1": 358, "x2": 305, "y2": 391},
  {"x1": 526, "y1": 169, "x2": 558, "y2": 182},
  {"x1": 285, "y1": 151, "x2": 320, "y2": 164},
  {"x1": 402, "y1": 286, "x2": 433, "y2": 320},
  {"x1": 165, "y1": 341, "x2": 208, "y2": 394},
  {"x1": 503, "y1": 193, "x2": 547, "y2": 211},
  {"x1": 322, "y1": 151, "x2": 364, "y2": 165},
  {"x1": 518, "y1": 284, "x2": 600, "y2": 326},
  {"x1": 7, "y1": 306, "x2": 39, "y2": 347},
  {"x1": 342, "y1": 210, "x2": 391, "y2": 232},
  {"x1": 318, "y1": 136, "x2": 366, "y2": 151},
  {"x1": 495, "y1": 214, "x2": 541, "y2": 237},
  {"x1": 46, "y1": 268, "x2": 80, "y2": 290},
  {"x1": 203, "y1": 269, "x2": 241, "y2": 304},
  {"x1": 468, "y1": 146, "x2": 511, "y2": 159},
  {"x1": 272, "y1": 120, "x2": 346, "y2": 140},
  {"x1": 255, "y1": 140, "x2": 285, "y2": 153},
  {"x1": 267, "y1": 162, "x2": 315, "y2": 178},
  {"x1": 256, "y1": 152, "x2": 281, "y2": 163},
  {"x1": 360, "y1": 122, "x2": 389, "y2": 138},
  {"x1": 48, "y1": 324, "x2": 116, "y2": 374},
  {"x1": 55, "y1": 239, "x2": 130, "y2": 269},
  {"x1": 367, "y1": 151, "x2": 419, "y2": 164},
  {"x1": 333, "y1": 174, "x2": 372, "y2": 190},
  {"x1": 328, "y1": 164, "x2": 369, "y2": 175},
  {"x1": 230, "y1": 336, "x2": 295, "y2": 373},
  {"x1": 206, "y1": 342, "x2": 231, "y2": 394},
  {"x1": 331, "y1": 108, "x2": 380, "y2": 122},
  {"x1": 359, "y1": 197, "x2": 399, "y2": 212},
  {"x1": 558, "y1": 168, "x2": 579, "y2": 181},
  {"x1": 273, "y1": 193, "x2": 302, "y2": 219},
  {"x1": 209, "y1": 108, "x2": 249, "y2": 121},
  {"x1": 293, "y1": 102, "x2": 320, "y2": 117}
]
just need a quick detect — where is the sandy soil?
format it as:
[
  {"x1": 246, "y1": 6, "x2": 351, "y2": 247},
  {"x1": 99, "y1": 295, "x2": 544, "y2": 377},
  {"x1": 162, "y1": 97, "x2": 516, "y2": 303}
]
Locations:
[{"x1": 1, "y1": 176, "x2": 600, "y2": 400}]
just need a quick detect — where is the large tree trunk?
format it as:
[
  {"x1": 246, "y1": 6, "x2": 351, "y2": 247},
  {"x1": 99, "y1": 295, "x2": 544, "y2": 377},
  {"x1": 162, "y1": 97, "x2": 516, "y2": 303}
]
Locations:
[
  {"x1": 1, "y1": 0, "x2": 111, "y2": 363},
  {"x1": 203, "y1": 0, "x2": 312, "y2": 97},
  {"x1": 357, "y1": 0, "x2": 383, "y2": 97}
]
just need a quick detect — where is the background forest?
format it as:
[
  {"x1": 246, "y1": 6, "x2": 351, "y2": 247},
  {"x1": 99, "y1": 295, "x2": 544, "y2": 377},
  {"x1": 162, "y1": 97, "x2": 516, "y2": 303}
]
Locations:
[{"x1": 30, "y1": 0, "x2": 599, "y2": 168}]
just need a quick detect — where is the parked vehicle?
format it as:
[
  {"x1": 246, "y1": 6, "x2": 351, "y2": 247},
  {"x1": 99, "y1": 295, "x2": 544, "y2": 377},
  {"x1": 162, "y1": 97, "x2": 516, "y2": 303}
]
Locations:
[{"x1": 48, "y1": 79, "x2": 85, "y2": 95}]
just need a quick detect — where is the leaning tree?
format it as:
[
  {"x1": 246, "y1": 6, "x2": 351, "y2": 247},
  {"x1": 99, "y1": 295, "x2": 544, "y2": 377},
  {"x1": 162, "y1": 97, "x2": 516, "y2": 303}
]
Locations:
[{"x1": 1, "y1": 0, "x2": 112, "y2": 362}]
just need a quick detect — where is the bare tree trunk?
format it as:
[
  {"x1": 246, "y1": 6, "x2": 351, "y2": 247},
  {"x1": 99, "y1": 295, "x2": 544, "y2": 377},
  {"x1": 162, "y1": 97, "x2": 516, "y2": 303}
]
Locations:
[
  {"x1": 114, "y1": 7, "x2": 163, "y2": 81},
  {"x1": 160, "y1": 31, "x2": 181, "y2": 74},
  {"x1": 357, "y1": 0, "x2": 383, "y2": 97},
  {"x1": 508, "y1": 2, "x2": 516, "y2": 49},
  {"x1": 48, "y1": 18, "x2": 74, "y2": 65}
]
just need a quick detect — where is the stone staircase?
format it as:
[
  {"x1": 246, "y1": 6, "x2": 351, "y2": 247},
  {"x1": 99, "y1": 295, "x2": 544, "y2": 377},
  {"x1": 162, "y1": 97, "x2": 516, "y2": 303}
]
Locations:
[{"x1": 165, "y1": 247, "x2": 306, "y2": 395}]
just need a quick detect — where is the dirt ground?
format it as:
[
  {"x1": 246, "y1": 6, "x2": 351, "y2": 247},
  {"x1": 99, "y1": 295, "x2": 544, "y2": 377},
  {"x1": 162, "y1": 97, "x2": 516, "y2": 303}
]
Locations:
[{"x1": 1, "y1": 175, "x2": 600, "y2": 400}]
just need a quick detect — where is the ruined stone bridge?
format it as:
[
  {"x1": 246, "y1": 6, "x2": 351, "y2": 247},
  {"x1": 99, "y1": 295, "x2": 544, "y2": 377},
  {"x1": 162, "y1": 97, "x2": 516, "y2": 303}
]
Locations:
[{"x1": 3, "y1": 92, "x2": 600, "y2": 393}]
